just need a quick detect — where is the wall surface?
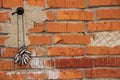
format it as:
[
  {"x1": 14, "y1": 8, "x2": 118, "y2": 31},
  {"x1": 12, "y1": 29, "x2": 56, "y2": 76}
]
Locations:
[{"x1": 0, "y1": 0, "x2": 120, "y2": 80}]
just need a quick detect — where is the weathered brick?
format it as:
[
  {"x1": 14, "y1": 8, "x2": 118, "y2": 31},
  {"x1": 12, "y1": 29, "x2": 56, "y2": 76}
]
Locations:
[
  {"x1": 0, "y1": 72, "x2": 26, "y2": 80},
  {"x1": 56, "y1": 58, "x2": 92, "y2": 68},
  {"x1": 0, "y1": 60, "x2": 14, "y2": 70},
  {"x1": 0, "y1": 36, "x2": 8, "y2": 46},
  {"x1": 47, "y1": 47, "x2": 84, "y2": 56},
  {"x1": 54, "y1": 35, "x2": 91, "y2": 45},
  {"x1": 57, "y1": 10, "x2": 94, "y2": 21},
  {"x1": 0, "y1": 0, "x2": 2, "y2": 7},
  {"x1": 47, "y1": 0, "x2": 86, "y2": 8},
  {"x1": 0, "y1": 11, "x2": 10, "y2": 22},
  {"x1": 0, "y1": 27, "x2": 2, "y2": 31},
  {"x1": 27, "y1": 72, "x2": 44, "y2": 80},
  {"x1": 44, "y1": 59, "x2": 54, "y2": 69},
  {"x1": 16, "y1": 64, "x2": 31, "y2": 69},
  {"x1": 46, "y1": 70, "x2": 83, "y2": 79},
  {"x1": 28, "y1": 23, "x2": 45, "y2": 33},
  {"x1": 88, "y1": 21, "x2": 120, "y2": 32},
  {"x1": 86, "y1": 46, "x2": 120, "y2": 55},
  {"x1": 59, "y1": 70, "x2": 83, "y2": 79},
  {"x1": 47, "y1": 10, "x2": 55, "y2": 21},
  {"x1": 2, "y1": 0, "x2": 23, "y2": 8},
  {"x1": 89, "y1": 0, "x2": 120, "y2": 7},
  {"x1": 27, "y1": 46, "x2": 44, "y2": 56},
  {"x1": 97, "y1": 9, "x2": 120, "y2": 19},
  {"x1": 28, "y1": 35, "x2": 51, "y2": 45},
  {"x1": 48, "y1": 22, "x2": 86, "y2": 32},
  {"x1": 86, "y1": 68, "x2": 120, "y2": 78},
  {"x1": 27, "y1": 0, "x2": 44, "y2": 7},
  {"x1": 94, "y1": 57, "x2": 120, "y2": 67},
  {"x1": 1, "y1": 48, "x2": 17, "y2": 57}
]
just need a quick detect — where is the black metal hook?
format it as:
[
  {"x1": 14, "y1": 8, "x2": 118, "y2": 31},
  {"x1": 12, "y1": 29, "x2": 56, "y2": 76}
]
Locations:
[{"x1": 12, "y1": 7, "x2": 24, "y2": 15}]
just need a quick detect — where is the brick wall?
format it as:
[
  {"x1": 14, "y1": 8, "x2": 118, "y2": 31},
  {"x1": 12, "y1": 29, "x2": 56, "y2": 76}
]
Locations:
[{"x1": 0, "y1": 0, "x2": 120, "y2": 80}]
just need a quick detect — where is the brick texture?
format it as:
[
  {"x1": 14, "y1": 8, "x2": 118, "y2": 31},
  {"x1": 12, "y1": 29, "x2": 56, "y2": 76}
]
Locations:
[
  {"x1": 27, "y1": 0, "x2": 44, "y2": 7},
  {"x1": 56, "y1": 58, "x2": 93, "y2": 68},
  {"x1": 86, "y1": 46, "x2": 120, "y2": 55},
  {"x1": 0, "y1": 60, "x2": 14, "y2": 70},
  {"x1": 47, "y1": 0, "x2": 86, "y2": 8},
  {"x1": 28, "y1": 35, "x2": 51, "y2": 45},
  {"x1": 0, "y1": 36, "x2": 8, "y2": 46},
  {"x1": 2, "y1": 0, "x2": 23, "y2": 8},
  {"x1": 47, "y1": 47, "x2": 84, "y2": 56},
  {"x1": 0, "y1": 48, "x2": 17, "y2": 57},
  {"x1": 0, "y1": 72, "x2": 26, "y2": 80},
  {"x1": 28, "y1": 23, "x2": 45, "y2": 33},
  {"x1": 86, "y1": 69, "x2": 120, "y2": 78},
  {"x1": 46, "y1": 70, "x2": 83, "y2": 79},
  {"x1": 57, "y1": 10, "x2": 94, "y2": 21},
  {"x1": 94, "y1": 57, "x2": 120, "y2": 67},
  {"x1": 47, "y1": 10, "x2": 55, "y2": 21},
  {"x1": 89, "y1": 0, "x2": 120, "y2": 7},
  {"x1": 88, "y1": 21, "x2": 120, "y2": 32},
  {"x1": 97, "y1": 9, "x2": 120, "y2": 19},
  {"x1": 54, "y1": 35, "x2": 91, "y2": 44},
  {"x1": 48, "y1": 22, "x2": 86, "y2": 32},
  {"x1": 0, "y1": 11, "x2": 9, "y2": 22},
  {"x1": 0, "y1": 0, "x2": 120, "y2": 80},
  {"x1": 59, "y1": 70, "x2": 83, "y2": 79},
  {"x1": 27, "y1": 72, "x2": 44, "y2": 80},
  {"x1": 27, "y1": 46, "x2": 44, "y2": 56}
]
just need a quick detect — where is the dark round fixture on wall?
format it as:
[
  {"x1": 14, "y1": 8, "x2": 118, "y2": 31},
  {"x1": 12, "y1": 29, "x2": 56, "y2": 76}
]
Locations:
[{"x1": 12, "y1": 7, "x2": 24, "y2": 15}]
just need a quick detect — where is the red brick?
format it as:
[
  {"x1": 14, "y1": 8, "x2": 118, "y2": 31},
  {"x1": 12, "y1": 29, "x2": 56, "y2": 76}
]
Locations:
[
  {"x1": 86, "y1": 46, "x2": 120, "y2": 55},
  {"x1": 28, "y1": 23, "x2": 45, "y2": 33},
  {"x1": 27, "y1": 72, "x2": 44, "y2": 80},
  {"x1": 47, "y1": 10, "x2": 55, "y2": 21},
  {"x1": 59, "y1": 70, "x2": 83, "y2": 79},
  {"x1": 56, "y1": 58, "x2": 93, "y2": 68},
  {"x1": 0, "y1": 0, "x2": 2, "y2": 7},
  {"x1": 48, "y1": 22, "x2": 86, "y2": 32},
  {"x1": 16, "y1": 64, "x2": 31, "y2": 69},
  {"x1": 89, "y1": 0, "x2": 120, "y2": 7},
  {"x1": 2, "y1": 0, "x2": 23, "y2": 8},
  {"x1": 94, "y1": 57, "x2": 120, "y2": 67},
  {"x1": 88, "y1": 22, "x2": 110, "y2": 32},
  {"x1": 0, "y1": 72, "x2": 26, "y2": 80},
  {"x1": 47, "y1": 47, "x2": 84, "y2": 56},
  {"x1": 46, "y1": 70, "x2": 83, "y2": 79},
  {"x1": 0, "y1": 36, "x2": 8, "y2": 46},
  {"x1": 0, "y1": 60, "x2": 14, "y2": 70},
  {"x1": 57, "y1": 10, "x2": 94, "y2": 21},
  {"x1": 86, "y1": 68, "x2": 120, "y2": 78},
  {"x1": 27, "y1": 0, "x2": 44, "y2": 7},
  {"x1": 27, "y1": 46, "x2": 44, "y2": 56},
  {"x1": 97, "y1": 9, "x2": 120, "y2": 19},
  {"x1": 54, "y1": 35, "x2": 91, "y2": 45},
  {"x1": 0, "y1": 27, "x2": 2, "y2": 31},
  {"x1": 0, "y1": 11, "x2": 10, "y2": 22},
  {"x1": 88, "y1": 21, "x2": 120, "y2": 32},
  {"x1": 1, "y1": 48, "x2": 17, "y2": 57},
  {"x1": 47, "y1": 0, "x2": 86, "y2": 8},
  {"x1": 44, "y1": 59, "x2": 54, "y2": 69},
  {"x1": 28, "y1": 35, "x2": 51, "y2": 45}
]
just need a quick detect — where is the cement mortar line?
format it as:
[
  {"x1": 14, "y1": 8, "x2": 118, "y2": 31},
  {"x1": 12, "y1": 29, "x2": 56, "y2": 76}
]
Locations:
[{"x1": 43, "y1": 6, "x2": 120, "y2": 10}]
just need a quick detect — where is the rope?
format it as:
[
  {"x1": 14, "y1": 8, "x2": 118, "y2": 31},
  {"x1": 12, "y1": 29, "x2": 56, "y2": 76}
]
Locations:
[
  {"x1": 22, "y1": 15, "x2": 26, "y2": 46},
  {"x1": 17, "y1": 14, "x2": 20, "y2": 48}
]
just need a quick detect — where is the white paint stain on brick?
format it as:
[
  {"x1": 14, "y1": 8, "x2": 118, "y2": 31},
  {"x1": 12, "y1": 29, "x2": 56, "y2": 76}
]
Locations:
[
  {"x1": 0, "y1": 1, "x2": 47, "y2": 47},
  {"x1": 30, "y1": 58, "x2": 44, "y2": 68},
  {"x1": 47, "y1": 70, "x2": 59, "y2": 79},
  {"x1": 90, "y1": 31, "x2": 120, "y2": 47}
]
